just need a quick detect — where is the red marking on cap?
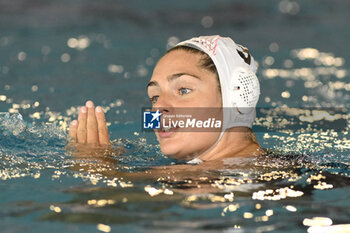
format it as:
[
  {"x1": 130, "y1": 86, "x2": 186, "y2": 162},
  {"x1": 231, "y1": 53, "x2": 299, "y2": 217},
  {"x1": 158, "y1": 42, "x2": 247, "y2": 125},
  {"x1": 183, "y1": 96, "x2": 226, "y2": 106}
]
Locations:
[{"x1": 193, "y1": 36, "x2": 221, "y2": 56}]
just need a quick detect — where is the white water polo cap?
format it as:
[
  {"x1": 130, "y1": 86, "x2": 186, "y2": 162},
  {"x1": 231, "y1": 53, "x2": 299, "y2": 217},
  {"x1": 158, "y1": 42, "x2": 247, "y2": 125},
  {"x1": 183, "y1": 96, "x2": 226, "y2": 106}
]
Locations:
[{"x1": 176, "y1": 35, "x2": 260, "y2": 130}]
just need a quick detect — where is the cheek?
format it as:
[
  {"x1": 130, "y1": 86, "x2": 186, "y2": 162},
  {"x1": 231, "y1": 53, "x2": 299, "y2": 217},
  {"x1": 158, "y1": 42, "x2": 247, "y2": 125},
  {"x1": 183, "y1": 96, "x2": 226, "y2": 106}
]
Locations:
[
  {"x1": 213, "y1": 85, "x2": 222, "y2": 107},
  {"x1": 200, "y1": 86, "x2": 222, "y2": 108}
]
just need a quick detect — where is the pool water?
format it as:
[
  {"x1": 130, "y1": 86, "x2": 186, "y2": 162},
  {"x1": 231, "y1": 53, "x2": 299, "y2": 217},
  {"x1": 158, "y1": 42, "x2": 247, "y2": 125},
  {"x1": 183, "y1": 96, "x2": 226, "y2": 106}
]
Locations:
[{"x1": 0, "y1": 0, "x2": 349, "y2": 232}]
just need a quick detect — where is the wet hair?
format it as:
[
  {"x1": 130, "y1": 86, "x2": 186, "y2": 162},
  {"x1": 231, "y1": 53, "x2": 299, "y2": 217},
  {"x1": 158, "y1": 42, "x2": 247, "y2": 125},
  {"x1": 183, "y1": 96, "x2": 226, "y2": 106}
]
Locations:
[{"x1": 166, "y1": 46, "x2": 221, "y2": 93}]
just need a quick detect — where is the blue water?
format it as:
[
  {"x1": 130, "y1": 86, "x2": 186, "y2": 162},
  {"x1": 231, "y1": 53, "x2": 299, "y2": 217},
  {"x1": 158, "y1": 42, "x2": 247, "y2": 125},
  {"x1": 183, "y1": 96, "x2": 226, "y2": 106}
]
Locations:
[{"x1": 1, "y1": 0, "x2": 349, "y2": 232}]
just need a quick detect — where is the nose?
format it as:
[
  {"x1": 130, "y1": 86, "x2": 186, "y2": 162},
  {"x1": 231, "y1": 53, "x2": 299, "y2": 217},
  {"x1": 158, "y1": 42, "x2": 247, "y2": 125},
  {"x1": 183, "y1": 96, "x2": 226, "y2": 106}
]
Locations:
[{"x1": 152, "y1": 94, "x2": 173, "y2": 114}]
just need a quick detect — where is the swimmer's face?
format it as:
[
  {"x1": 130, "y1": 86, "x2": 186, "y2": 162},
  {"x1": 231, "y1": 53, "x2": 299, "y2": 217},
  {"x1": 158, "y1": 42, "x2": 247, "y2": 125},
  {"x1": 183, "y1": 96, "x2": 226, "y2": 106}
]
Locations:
[{"x1": 147, "y1": 49, "x2": 222, "y2": 161}]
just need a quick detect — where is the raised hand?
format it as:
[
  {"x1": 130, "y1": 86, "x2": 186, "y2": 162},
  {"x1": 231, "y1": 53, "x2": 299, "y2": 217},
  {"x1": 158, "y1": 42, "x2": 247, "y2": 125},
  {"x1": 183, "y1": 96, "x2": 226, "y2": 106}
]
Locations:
[
  {"x1": 67, "y1": 100, "x2": 121, "y2": 172},
  {"x1": 68, "y1": 100, "x2": 110, "y2": 146}
]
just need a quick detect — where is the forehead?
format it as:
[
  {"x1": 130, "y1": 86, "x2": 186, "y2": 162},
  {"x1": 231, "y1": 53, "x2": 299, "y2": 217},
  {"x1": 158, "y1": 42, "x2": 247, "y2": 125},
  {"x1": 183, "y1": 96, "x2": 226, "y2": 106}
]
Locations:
[{"x1": 151, "y1": 50, "x2": 203, "y2": 78}]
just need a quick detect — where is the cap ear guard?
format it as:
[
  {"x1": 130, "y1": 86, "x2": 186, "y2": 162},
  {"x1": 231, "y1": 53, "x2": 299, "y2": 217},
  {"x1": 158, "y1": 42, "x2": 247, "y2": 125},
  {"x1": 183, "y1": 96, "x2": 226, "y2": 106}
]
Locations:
[{"x1": 229, "y1": 67, "x2": 260, "y2": 114}]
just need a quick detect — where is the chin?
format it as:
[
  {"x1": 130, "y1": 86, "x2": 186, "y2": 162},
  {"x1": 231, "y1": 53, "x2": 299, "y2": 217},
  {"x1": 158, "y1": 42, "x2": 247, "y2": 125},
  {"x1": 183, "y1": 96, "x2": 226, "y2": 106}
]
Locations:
[
  {"x1": 156, "y1": 132, "x2": 218, "y2": 161},
  {"x1": 160, "y1": 143, "x2": 188, "y2": 161}
]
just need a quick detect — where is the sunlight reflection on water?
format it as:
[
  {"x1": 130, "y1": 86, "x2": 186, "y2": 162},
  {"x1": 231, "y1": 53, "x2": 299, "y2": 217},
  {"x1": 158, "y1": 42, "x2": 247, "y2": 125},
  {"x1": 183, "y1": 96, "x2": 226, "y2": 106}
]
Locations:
[{"x1": 0, "y1": 0, "x2": 350, "y2": 232}]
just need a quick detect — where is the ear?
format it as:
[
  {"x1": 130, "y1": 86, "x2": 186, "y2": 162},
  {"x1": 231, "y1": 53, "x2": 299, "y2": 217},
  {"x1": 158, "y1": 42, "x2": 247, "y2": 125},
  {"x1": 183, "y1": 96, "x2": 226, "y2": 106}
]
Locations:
[{"x1": 229, "y1": 67, "x2": 260, "y2": 113}]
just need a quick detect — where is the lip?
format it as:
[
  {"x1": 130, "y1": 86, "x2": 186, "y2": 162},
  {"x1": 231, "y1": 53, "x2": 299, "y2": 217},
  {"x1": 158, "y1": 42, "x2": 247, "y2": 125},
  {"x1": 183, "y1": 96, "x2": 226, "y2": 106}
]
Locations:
[{"x1": 158, "y1": 127, "x2": 178, "y2": 138}]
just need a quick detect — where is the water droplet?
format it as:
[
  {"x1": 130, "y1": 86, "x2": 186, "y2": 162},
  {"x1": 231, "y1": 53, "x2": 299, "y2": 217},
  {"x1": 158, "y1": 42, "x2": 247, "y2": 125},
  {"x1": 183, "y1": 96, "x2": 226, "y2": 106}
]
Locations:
[
  {"x1": 31, "y1": 85, "x2": 38, "y2": 92},
  {"x1": 18, "y1": 51, "x2": 26, "y2": 61},
  {"x1": 269, "y1": 43, "x2": 279, "y2": 53},
  {"x1": 108, "y1": 64, "x2": 124, "y2": 73},
  {"x1": 61, "y1": 53, "x2": 71, "y2": 63},
  {"x1": 201, "y1": 16, "x2": 214, "y2": 28}
]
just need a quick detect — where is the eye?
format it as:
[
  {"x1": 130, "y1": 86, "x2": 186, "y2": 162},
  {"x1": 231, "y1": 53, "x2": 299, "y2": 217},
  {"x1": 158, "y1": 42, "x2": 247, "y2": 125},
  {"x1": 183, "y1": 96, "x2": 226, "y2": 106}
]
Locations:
[
  {"x1": 149, "y1": 96, "x2": 159, "y2": 104},
  {"x1": 179, "y1": 88, "x2": 192, "y2": 95}
]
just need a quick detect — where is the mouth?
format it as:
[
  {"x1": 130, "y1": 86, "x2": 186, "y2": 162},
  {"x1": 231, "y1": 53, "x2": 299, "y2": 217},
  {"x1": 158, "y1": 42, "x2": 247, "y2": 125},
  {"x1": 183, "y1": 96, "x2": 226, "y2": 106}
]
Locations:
[
  {"x1": 162, "y1": 125, "x2": 172, "y2": 132},
  {"x1": 158, "y1": 126, "x2": 178, "y2": 138}
]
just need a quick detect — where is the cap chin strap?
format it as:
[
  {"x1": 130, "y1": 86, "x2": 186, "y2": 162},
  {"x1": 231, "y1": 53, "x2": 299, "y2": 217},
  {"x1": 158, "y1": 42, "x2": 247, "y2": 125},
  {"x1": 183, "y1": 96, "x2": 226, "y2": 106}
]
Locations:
[{"x1": 186, "y1": 131, "x2": 225, "y2": 164}]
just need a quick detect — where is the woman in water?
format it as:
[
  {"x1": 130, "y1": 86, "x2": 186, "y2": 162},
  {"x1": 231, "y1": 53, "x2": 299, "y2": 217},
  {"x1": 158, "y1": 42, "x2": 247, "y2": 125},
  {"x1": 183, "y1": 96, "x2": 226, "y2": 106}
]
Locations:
[{"x1": 68, "y1": 35, "x2": 265, "y2": 170}]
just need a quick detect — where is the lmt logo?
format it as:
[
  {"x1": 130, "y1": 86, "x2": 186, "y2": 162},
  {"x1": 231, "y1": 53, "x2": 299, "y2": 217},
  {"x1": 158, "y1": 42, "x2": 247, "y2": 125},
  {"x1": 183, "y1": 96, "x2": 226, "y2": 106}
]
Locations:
[{"x1": 143, "y1": 110, "x2": 161, "y2": 129}]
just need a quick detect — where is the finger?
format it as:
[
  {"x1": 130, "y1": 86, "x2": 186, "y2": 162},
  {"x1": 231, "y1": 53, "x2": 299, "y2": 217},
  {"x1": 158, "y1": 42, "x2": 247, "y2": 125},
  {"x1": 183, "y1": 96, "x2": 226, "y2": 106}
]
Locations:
[
  {"x1": 86, "y1": 100, "x2": 99, "y2": 144},
  {"x1": 95, "y1": 106, "x2": 110, "y2": 145},
  {"x1": 68, "y1": 120, "x2": 78, "y2": 142},
  {"x1": 77, "y1": 106, "x2": 87, "y2": 143}
]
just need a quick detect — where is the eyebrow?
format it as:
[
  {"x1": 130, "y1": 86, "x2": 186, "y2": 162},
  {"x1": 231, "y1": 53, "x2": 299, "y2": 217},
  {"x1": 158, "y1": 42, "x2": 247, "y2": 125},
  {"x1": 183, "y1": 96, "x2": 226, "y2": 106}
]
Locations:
[{"x1": 147, "y1": 73, "x2": 200, "y2": 88}]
